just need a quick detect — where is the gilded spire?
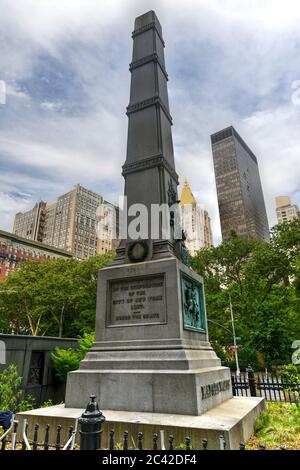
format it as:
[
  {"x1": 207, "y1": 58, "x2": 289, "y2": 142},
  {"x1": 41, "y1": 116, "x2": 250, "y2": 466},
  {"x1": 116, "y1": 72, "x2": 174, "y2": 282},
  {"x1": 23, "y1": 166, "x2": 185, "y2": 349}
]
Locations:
[{"x1": 179, "y1": 180, "x2": 196, "y2": 206}]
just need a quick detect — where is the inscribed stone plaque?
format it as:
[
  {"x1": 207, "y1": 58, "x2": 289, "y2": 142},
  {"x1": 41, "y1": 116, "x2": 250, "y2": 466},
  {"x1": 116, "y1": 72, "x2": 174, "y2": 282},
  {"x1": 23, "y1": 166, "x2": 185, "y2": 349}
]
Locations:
[{"x1": 107, "y1": 275, "x2": 166, "y2": 327}]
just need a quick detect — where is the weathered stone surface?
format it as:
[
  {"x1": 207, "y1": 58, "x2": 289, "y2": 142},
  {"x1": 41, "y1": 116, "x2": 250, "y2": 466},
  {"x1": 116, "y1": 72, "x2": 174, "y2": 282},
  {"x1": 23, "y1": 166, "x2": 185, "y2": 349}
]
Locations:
[
  {"x1": 66, "y1": 367, "x2": 232, "y2": 415},
  {"x1": 65, "y1": 258, "x2": 232, "y2": 415},
  {"x1": 94, "y1": 258, "x2": 209, "y2": 348},
  {"x1": 17, "y1": 397, "x2": 266, "y2": 450}
]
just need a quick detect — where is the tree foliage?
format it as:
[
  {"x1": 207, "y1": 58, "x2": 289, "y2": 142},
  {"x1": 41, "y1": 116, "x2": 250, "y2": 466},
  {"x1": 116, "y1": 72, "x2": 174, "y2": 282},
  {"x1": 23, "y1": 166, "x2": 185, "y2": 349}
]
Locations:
[
  {"x1": 191, "y1": 219, "x2": 300, "y2": 369},
  {"x1": 0, "y1": 364, "x2": 36, "y2": 412},
  {"x1": 0, "y1": 253, "x2": 114, "y2": 337}
]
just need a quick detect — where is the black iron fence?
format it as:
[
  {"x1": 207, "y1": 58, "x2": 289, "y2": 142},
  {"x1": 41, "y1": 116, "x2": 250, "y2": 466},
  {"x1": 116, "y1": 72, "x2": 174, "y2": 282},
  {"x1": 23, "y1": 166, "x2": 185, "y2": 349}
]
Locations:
[
  {"x1": 0, "y1": 417, "x2": 288, "y2": 451},
  {"x1": 0, "y1": 394, "x2": 296, "y2": 451},
  {"x1": 0, "y1": 419, "x2": 76, "y2": 451},
  {"x1": 231, "y1": 366, "x2": 300, "y2": 402}
]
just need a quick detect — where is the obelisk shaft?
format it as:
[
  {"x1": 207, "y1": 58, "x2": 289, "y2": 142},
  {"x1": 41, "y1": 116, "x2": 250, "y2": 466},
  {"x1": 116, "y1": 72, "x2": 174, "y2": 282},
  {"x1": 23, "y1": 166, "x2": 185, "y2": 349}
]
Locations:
[{"x1": 117, "y1": 11, "x2": 182, "y2": 263}]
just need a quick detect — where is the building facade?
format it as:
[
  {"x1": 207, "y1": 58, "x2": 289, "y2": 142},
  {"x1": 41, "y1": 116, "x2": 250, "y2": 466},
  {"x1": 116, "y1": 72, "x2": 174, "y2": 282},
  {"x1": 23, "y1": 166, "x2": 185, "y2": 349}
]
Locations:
[
  {"x1": 43, "y1": 185, "x2": 103, "y2": 259},
  {"x1": 204, "y1": 210, "x2": 213, "y2": 248},
  {"x1": 179, "y1": 180, "x2": 213, "y2": 255},
  {"x1": 275, "y1": 196, "x2": 300, "y2": 224},
  {"x1": 13, "y1": 201, "x2": 46, "y2": 242},
  {"x1": 0, "y1": 230, "x2": 72, "y2": 281},
  {"x1": 211, "y1": 126, "x2": 269, "y2": 241},
  {"x1": 96, "y1": 200, "x2": 120, "y2": 255},
  {"x1": 13, "y1": 185, "x2": 119, "y2": 259}
]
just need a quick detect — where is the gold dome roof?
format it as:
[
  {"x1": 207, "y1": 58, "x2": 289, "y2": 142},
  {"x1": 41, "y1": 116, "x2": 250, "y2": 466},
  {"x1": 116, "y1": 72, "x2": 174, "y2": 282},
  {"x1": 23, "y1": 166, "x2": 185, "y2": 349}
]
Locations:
[{"x1": 179, "y1": 180, "x2": 197, "y2": 207}]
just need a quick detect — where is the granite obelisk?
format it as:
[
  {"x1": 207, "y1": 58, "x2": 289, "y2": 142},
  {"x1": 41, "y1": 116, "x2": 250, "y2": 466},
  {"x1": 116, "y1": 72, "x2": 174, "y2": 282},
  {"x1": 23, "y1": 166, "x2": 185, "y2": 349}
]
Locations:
[
  {"x1": 115, "y1": 10, "x2": 183, "y2": 264},
  {"x1": 65, "y1": 11, "x2": 232, "y2": 415}
]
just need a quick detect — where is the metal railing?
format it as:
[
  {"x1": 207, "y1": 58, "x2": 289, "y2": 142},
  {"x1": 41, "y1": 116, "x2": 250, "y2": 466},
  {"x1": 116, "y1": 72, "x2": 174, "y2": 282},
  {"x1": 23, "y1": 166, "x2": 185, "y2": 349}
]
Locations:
[
  {"x1": 231, "y1": 366, "x2": 300, "y2": 402},
  {"x1": 0, "y1": 394, "x2": 294, "y2": 451}
]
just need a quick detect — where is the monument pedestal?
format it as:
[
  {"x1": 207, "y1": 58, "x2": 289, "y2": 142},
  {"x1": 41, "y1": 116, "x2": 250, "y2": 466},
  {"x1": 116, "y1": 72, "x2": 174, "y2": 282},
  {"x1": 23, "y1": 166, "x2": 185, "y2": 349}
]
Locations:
[
  {"x1": 65, "y1": 258, "x2": 232, "y2": 415},
  {"x1": 17, "y1": 397, "x2": 265, "y2": 450}
]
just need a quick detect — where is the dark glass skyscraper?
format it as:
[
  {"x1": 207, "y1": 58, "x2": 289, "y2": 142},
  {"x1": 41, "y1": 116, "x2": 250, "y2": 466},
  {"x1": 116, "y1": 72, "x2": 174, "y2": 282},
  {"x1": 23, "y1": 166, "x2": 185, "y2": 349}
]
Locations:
[{"x1": 211, "y1": 126, "x2": 269, "y2": 241}]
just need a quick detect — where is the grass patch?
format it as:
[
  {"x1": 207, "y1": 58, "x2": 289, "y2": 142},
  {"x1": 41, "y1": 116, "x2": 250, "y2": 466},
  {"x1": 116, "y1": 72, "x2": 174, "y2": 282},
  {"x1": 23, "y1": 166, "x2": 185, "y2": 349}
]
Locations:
[{"x1": 246, "y1": 402, "x2": 300, "y2": 450}]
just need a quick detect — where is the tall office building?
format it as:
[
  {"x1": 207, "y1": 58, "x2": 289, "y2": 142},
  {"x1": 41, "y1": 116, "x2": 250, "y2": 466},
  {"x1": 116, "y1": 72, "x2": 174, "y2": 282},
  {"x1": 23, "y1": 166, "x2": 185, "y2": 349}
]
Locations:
[
  {"x1": 275, "y1": 196, "x2": 300, "y2": 224},
  {"x1": 13, "y1": 185, "x2": 118, "y2": 259},
  {"x1": 13, "y1": 201, "x2": 46, "y2": 242},
  {"x1": 211, "y1": 126, "x2": 269, "y2": 241},
  {"x1": 204, "y1": 210, "x2": 213, "y2": 248},
  {"x1": 179, "y1": 180, "x2": 213, "y2": 255},
  {"x1": 96, "y1": 200, "x2": 120, "y2": 255}
]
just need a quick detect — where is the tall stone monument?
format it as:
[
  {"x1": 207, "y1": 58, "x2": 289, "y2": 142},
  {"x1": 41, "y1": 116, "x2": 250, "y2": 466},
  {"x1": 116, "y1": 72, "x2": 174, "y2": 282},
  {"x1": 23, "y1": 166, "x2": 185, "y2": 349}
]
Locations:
[{"x1": 65, "y1": 10, "x2": 232, "y2": 415}]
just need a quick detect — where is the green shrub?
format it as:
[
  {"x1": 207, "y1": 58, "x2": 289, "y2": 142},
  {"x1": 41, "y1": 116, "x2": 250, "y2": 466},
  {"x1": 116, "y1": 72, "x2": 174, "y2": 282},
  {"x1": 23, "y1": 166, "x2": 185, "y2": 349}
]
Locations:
[
  {"x1": 51, "y1": 348, "x2": 82, "y2": 382},
  {"x1": 51, "y1": 332, "x2": 95, "y2": 382},
  {"x1": 0, "y1": 364, "x2": 36, "y2": 412},
  {"x1": 39, "y1": 399, "x2": 54, "y2": 408},
  {"x1": 280, "y1": 364, "x2": 300, "y2": 387},
  {"x1": 280, "y1": 364, "x2": 300, "y2": 403},
  {"x1": 78, "y1": 331, "x2": 95, "y2": 354}
]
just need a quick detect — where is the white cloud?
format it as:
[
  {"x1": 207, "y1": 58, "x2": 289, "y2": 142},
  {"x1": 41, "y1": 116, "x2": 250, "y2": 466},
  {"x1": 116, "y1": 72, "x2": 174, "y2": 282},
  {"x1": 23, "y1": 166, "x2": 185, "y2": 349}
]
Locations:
[
  {"x1": 0, "y1": 192, "x2": 32, "y2": 230},
  {"x1": 0, "y1": 0, "x2": 300, "y2": 243}
]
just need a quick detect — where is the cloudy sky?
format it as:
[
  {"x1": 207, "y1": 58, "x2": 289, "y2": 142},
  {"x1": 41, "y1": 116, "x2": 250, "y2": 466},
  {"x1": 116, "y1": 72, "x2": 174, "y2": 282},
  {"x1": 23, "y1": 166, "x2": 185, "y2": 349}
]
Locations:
[{"x1": 0, "y1": 0, "x2": 300, "y2": 243}]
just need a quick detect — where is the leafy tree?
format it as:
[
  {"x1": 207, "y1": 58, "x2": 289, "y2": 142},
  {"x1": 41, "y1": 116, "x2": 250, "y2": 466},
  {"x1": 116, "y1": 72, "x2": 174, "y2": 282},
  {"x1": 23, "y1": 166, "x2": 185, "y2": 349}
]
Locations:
[
  {"x1": 191, "y1": 220, "x2": 300, "y2": 369},
  {"x1": 0, "y1": 253, "x2": 114, "y2": 337}
]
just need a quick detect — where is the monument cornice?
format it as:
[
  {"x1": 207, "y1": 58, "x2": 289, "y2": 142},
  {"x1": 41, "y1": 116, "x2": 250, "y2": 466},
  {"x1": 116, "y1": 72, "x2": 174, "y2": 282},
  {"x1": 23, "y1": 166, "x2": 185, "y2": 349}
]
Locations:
[
  {"x1": 129, "y1": 53, "x2": 168, "y2": 81},
  {"x1": 126, "y1": 95, "x2": 173, "y2": 125},
  {"x1": 122, "y1": 153, "x2": 179, "y2": 183},
  {"x1": 132, "y1": 21, "x2": 165, "y2": 47}
]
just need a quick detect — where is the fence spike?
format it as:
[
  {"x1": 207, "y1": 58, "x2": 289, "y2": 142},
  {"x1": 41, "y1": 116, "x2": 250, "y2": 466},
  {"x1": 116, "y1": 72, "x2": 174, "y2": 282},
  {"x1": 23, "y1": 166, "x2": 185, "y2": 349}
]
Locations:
[
  {"x1": 259, "y1": 443, "x2": 266, "y2": 451},
  {"x1": 185, "y1": 436, "x2": 191, "y2": 450},
  {"x1": 109, "y1": 429, "x2": 115, "y2": 451},
  {"x1": 219, "y1": 435, "x2": 226, "y2": 450},
  {"x1": 44, "y1": 424, "x2": 50, "y2": 451},
  {"x1": 169, "y1": 434, "x2": 174, "y2": 451},
  {"x1": 240, "y1": 443, "x2": 245, "y2": 450},
  {"x1": 153, "y1": 432, "x2": 158, "y2": 451},
  {"x1": 55, "y1": 424, "x2": 62, "y2": 451},
  {"x1": 137, "y1": 432, "x2": 143, "y2": 451},
  {"x1": 202, "y1": 438, "x2": 208, "y2": 450},
  {"x1": 123, "y1": 430, "x2": 129, "y2": 451},
  {"x1": 32, "y1": 424, "x2": 39, "y2": 450},
  {"x1": 231, "y1": 375, "x2": 236, "y2": 396}
]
